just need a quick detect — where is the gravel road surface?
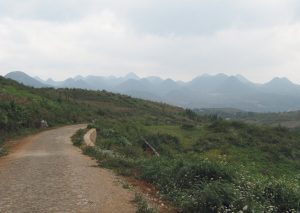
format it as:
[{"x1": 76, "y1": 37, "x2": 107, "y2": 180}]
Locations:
[{"x1": 0, "y1": 125, "x2": 136, "y2": 213}]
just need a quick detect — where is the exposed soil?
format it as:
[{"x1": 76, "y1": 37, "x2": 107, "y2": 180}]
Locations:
[{"x1": 124, "y1": 177, "x2": 178, "y2": 213}]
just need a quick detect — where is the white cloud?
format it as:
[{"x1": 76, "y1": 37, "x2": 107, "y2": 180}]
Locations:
[{"x1": 1, "y1": 0, "x2": 300, "y2": 83}]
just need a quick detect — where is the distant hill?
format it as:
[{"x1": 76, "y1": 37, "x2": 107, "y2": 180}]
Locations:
[
  {"x1": 262, "y1": 77, "x2": 300, "y2": 96},
  {"x1": 5, "y1": 71, "x2": 300, "y2": 112},
  {"x1": 5, "y1": 71, "x2": 50, "y2": 88}
]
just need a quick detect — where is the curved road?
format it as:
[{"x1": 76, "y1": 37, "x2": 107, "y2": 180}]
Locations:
[{"x1": 0, "y1": 125, "x2": 136, "y2": 213}]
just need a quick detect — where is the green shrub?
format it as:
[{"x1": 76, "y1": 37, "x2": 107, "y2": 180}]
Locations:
[
  {"x1": 71, "y1": 129, "x2": 87, "y2": 146},
  {"x1": 181, "y1": 123, "x2": 195, "y2": 130},
  {"x1": 0, "y1": 137, "x2": 4, "y2": 146},
  {"x1": 261, "y1": 179, "x2": 300, "y2": 212},
  {"x1": 173, "y1": 160, "x2": 234, "y2": 188},
  {"x1": 138, "y1": 156, "x2": 239, "y2": 212},
  {"x1": 179, "y1": 182, "x2": 236, "y2": 213},
  {"x1": 208, "y1": 120, "x2": 229, "y2": 132},
  {"x1": 133, "y1": 193, "x2": 158, "y2": 213},
  {"x1": 142, "y1": 134, "x2": 182, "y2": 155}
]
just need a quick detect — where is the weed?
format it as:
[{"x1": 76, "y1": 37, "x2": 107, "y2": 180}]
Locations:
[{"x1": 133, "y1": 193, "x2": 158, "y2": 213}]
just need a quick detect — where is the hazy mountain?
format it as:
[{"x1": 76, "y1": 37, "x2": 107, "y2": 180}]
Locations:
[
  {"x1": 5, "y1": 71, "x2": 49, "y2": 88},
  {"x1": 262, "y1": 77, "x2": 300, "y2": 96},
  {"x1": 187, "y1": 73, "x2": 229, "y2": 92},
  {"x1": 5, "y1": 71, "x2": 300, "y2": 112},
  {"x1": 83, "y1": 76, "x2": 111, "y2": 90},
  {"x1": 62, "y1": 78, "x2": 91, "y2": 89},
  {"x1": 215, "y1": 76, "x2": 257, "y2": 95},
  {"x1": 114, "y1": 79, "x2": 153, "y2": 93},
  {"x1": 34, "y1": 76, "x2": 46, "y2": 83},
  {"x1": 156, "y1": 79, "x2": 182, "y2": 95},
  {"x1": 45, "y1": 78, "x2": 62, "y2": 87},
  {"x1": 235, "y1": 74, "x2": 252, "y2": 84},
  {"x1": 73, "y1": 75, "x2": 85, "y2": 81},
  {"x1": 164, "y1": 88, "x2": 194, "y2": 107},
  {"x1": 124, "y1": 72, "x2": 140, "y2": 80},
  {"x1": 144, "y1": 76, "x2": 164, "y2": 84}
]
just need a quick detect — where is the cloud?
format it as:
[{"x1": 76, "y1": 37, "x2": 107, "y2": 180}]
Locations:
[{"x1": 1, "y1": 0, "x2": 300, "y2": 83}]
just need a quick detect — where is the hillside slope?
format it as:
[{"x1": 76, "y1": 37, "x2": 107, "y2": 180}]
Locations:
[
  {"x1": 81, "y1": 112, "x2": 300, "y2": 212},
  {"x1": 1, "y1": 76, "x2": 299, "y2": 212},
  {"x1": 0, "y1": 76, "x2": 183, "y2": 149}
]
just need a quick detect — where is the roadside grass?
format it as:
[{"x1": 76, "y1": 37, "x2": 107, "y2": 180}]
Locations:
[
  {"x1": 132, "y1": 193, "x2": 158, "y2": 213},
  {"x1": 72, "y1": 115, "x2": 300, "y2": 212},
  {"x1": 71, "y1": 128, "x2": 88, "y2": 147},
  {"x1": 72, "y1": 125, "x2": 300, "y2": 212},
  {"x1": 146, "y1": 125, "x2": 204, "y2": 149}
]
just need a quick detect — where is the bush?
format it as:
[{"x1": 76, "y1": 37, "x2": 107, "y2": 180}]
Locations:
[
  {"x1": 261, "y1": 179, "x2": 300, "y2": 212},
  {"x1": 133, "y1": 193, "x2": 158, "y2": 213},
  {"x1": 179, "y1": 182, "x2": 236, "y2": 213},
  {"x1": 208, "y1": 120, "x2": 229, "y2": 132},
  {"x1": 71, "y1": 129, "x2": 87, "y2": 146},
  {"x1": 181, "y1": 123, "x2": 195, "y2": 130},
  {"x1": 173, "y1": 160, "x2": 234, "y2": 188},
  {"x1": 138, "y1": 156, "x2": 239, "y2": 212},
  {"x1": 142, "y1": 134, "x2": 182, "y2": 155},
  {"x1": 0, "y1": 137, "x2": 4, "y2": 146}
]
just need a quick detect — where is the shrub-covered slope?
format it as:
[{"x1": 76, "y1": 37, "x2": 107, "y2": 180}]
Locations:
[
  {"x1": 83, "y1": 109, "x2": 300, "y2": 212},
  {"x1": 0, "y1": 76, "x2": 182, "y2": 146}
]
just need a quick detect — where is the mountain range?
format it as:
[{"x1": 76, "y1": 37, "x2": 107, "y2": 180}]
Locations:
[{"x1": 4, "y1": 71, "x2": 300, "y2": 112}]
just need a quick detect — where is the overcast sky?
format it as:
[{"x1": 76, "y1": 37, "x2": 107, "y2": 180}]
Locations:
[{"x1": 1, "y1": 0, "x2": 300, "y2": 83}]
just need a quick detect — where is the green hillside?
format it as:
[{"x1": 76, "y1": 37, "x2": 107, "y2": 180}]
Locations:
[
  {"x1": 1, "y1": 77, "x2": 299, "y2": 212},
  {"x1": 0, "y1": 76, "x2": 182, "y2": 152},
  {"x1": 79, "y1": 112, "x2": 300, "y2": 212}
]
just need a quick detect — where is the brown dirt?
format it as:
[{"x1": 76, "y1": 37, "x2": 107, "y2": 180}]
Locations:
[
  {"x1": 0, "y1": 124, "x2": 136, "y2": 213},
  {"x1": 125, "y1": 177, "x2": 178, "y2": 213}
]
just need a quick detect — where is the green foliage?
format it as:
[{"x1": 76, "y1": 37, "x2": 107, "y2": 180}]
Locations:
[
  {"x1": 133, "y1": 193, "x2": 158, "y2": 213},
  {"x1": 185, "y1": 109, "x2": 199, "y2": 120},
  {"x1": 142, "y1": 134, "x2": 182, "y2": 156},
  {"x1": 0, "y1": 137, "x2": 7, "y2": 156},
  {"x1": 0, "y1": 76, "x2": 183, "y2": 144},
  {"x1": 71, "y1": 129, "x2": 87, "y2": 146},
  {"x1": 208, "y1": 119, "x2": 230, "y2": 132},
  {"x1": 181, "y1": 123, "x2": 195, "y2": 130},
  {"x1": 138, "y1": 157, "x2": 237, "y2": 212},
  {"x1": 261, "y1": 178, "x2": 300, "y2": 212},
  {"x1": 137, "y1": 156, "x2": 300, "y2": 212},
  {"x1": 85, "y1": 109, "x2": 300, "y2": 212}
]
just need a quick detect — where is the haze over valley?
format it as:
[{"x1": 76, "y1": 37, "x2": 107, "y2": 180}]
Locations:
[{"x1": 5, "y1": 71, "x2": 300, "y2": 112}]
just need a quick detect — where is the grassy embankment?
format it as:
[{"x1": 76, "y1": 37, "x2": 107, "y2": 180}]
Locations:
[{"x1": 74, "y1": 106, "x2": 300, "y2": 212}]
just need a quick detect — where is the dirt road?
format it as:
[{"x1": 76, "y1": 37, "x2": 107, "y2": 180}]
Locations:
[{"x1": 0, "y1": 125, "x2": 136, "y2": 213}]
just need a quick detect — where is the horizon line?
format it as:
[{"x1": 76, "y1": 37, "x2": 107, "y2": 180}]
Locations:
[{"x1": 1, "y1": 70, "x2": 295, "y2": 85}]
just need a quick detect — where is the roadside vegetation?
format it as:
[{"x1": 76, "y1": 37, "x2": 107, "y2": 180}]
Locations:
[
  {"x1": 1, "y1": 77, "x2": 299, "y2": 212},
  {"x1": 0, "y1": 77, "x2": 91, "y2": 143},
  {"x1": 0, "y1": 76, "x2": 180, "y2": 146},
  {"x1": 79, "y1": 113, "x2": 300, "y2": 212},
  {"x1": 132, "y1": 193, "x2": 158, "y2": 213}
]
